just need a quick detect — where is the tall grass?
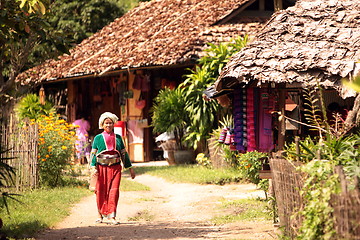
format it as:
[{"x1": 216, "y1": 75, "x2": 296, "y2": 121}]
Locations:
[{"x1": 135, "y1": 165, "x2": 245, "y2": 185}]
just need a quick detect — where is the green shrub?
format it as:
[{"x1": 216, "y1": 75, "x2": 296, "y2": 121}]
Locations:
[
  {"x1": 195, "y1": 153, "x2": 212, "y2": 168},
  {"x1": 234, "y1": 151, "x2": 268, "y2": 185},
  {"x1": 15, "y1": 94, "x2": 53, "y2": 121},
  {"x1": 37, "y1": 113, "x2": 76, "y2": 187}
]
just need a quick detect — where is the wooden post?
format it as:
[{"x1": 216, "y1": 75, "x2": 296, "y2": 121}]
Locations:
[
  {"x1": 259, "y1": 0, "x2": 265, "y2": 11},
  {"x1": 274, "y1": 0, "x2": 283, "y2": 11},
  {"x1": 67, "y1": 80, "x2": 76, "y2": 123},
  {"x1": 295, "y1": 136, "x2": 300, "y2": 161},
  {"x1": 335, "y1": 166, "x2": 347, "y2": 194},
  {"x1": 277, "y1": 84, "x2": 286, "y2": 150}
]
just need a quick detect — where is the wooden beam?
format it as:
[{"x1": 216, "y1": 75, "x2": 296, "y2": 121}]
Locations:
[{"x1": 259, "y1": 0, "x2": 265, "y2": 11}]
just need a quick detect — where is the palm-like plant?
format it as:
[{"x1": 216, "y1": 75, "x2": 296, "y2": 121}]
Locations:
[
  {"x1": 150, "y1": 87, "x2": 189, "y2": 150},
  {"x1": 0, "y1": 143, "x2": 20, "y2": 215},
  {"x1": 180, "y1": 36, "x2": 248, "y2": 151},
  {"x1": 15, "y1": 93, "x2": 53, "y2": 121}
]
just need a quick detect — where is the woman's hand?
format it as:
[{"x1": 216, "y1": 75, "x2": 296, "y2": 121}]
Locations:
[
  {"x1": 129, "y1": 168, "x2": 135, "y2": 179},
  {"x1": 90, "y1": 166, "x2": 98, "y2": 177}
]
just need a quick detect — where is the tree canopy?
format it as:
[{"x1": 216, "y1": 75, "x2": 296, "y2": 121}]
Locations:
[{"x1": 1, "y1": 0, "x2": 128, "y2": 101}]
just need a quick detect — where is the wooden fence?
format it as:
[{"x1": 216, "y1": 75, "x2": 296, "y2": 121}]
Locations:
[
  {"x1": 270, "y1": 157, "x2": 304, "y2": 238},
  {"x1": 0, "y1": 114, "x2": 39, "y2": 191},
  {"x1": 270, "y1": 158, "x2": 360, "y2": 239},
  {"x1": 331, "y1": 166, "x2": 360, "y2": 240}
]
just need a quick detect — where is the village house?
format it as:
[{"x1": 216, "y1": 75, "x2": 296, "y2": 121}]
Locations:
[
  {"x1": 213, "y1": 0, "x2": 360, "y2": 152},
  {"x1": 17, "y1": 0, "x2": 297, "y2": 162},
  {"x1": 211, "y1": 1, "x2": 360, "y2": 236}
]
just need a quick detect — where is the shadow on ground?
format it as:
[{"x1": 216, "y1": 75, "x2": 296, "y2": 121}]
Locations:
[{"x1": 35, "y1": 221, "x2": 237, "y2": 240}]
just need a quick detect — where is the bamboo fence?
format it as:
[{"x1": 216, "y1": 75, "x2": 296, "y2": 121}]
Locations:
[
  {"x1": 270, "y1": 157, "x2": 304, "y2": 238},
  {"x1": 0, "y1": 114, "x2": 38, "y2": 191},
  {"x1": 270, "y1": 158, "x2": 360, "y2": 239},
  {"x1": 330, "y1": 166, "x2": 360, "y2": 240}
]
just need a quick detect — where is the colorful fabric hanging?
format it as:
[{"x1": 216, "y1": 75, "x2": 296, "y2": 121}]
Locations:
[
  {"x1": 233, "y1": 88, "x2": 246, "y2": 151},
  {"x1": 246, "y1": 88, "x2": 256, "y2": 151},
  {"x1": 218, "y1": 127, "x2": 227, "y2": 143},
  {"x1": 258, "y1": 88, "x2": 274, "y2": 152}
]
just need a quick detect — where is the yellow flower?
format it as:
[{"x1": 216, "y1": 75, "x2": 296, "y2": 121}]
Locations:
[{"x1": 61, "y1": 146, "x2": 67, "y2": 150}]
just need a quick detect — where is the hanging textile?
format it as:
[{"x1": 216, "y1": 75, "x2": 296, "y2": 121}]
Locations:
[
  {"x1": 246, "y1": 88, "x2": 256, "y2": 151},
  {"x1": 233, "y1": 88, "x2": 246, "y2": 151},
  {"x1": 258, "y1": 88, "x2": 274, "y2": 152},
  {"x1": 127, "y1": 120, "x2": 144, "y2": 144}
]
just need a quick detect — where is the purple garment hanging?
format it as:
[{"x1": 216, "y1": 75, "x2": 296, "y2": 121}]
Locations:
[
  {"x1": 246, "y1": 88, "x2": 256, "y2": 151},
  {"x1": 258, "y1": 88, "x2": 274, "y2": 152}
]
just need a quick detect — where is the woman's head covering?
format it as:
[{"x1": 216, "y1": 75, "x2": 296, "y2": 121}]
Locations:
[{"x1": 98, "y1": 112, "x2": 119, "y2": 129}]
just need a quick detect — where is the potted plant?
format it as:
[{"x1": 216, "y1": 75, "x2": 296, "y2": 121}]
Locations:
[{"x1": 151, "y1": 87, "x2": 194, "y2": 164}]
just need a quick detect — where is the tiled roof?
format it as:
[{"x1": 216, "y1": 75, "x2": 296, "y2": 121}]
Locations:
[
  {"x1": 215, "y1": 0, "x2": 360, "y2": 97},
  {"x1": 18, "y1": 0, "x2": 268, "y2": 85}
]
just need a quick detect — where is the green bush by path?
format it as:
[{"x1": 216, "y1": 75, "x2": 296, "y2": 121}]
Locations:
[{"x1": 134, "y1": 165, "x2": 244, "y2": 185}]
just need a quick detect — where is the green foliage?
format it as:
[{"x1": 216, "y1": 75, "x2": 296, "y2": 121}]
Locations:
[
  {"x1": 150, "y1": 87, "x2": 189, "y2": 149},
  {"x1": 0, "y1": 0, "x2": 68, "y2": 97},
  {"x1": 285, "y1": 134, "x2": 360, "y2": 165},
  {"x1": 37, "y1": 113, "x2": 76, "y2": 187},
  {"x1": 151, "y1": 37, "x2": 248, "y2": 151},
  {"x1": 195, "y1": 153, "x2": 212, "y2": 168},
  {"x1": 233, "y1": 151, "x2": 268, "y2": 185},
  {"x1": 285, "y1": 137, "x2": 317, "y2": 163},
  {"x1": 284, "y1": 85, "x2": 360, "y2": 239},
  {"x1": 284, "y1": 136, "x2": 360, "y2": 239},
  {"x1": 117, "y1": 0, "x2": 141, "y2": 11},
  {"x1": 302, "y1": 87, "x2": 328, "y2": 137},
  {"x1": 49, "y1": 0, "x2": 125, "y2": 44},
  {"x1": 208, "y1": 115, "x2": 237, "y2": 165},
  {"x1": 180, "y1": 36, "x2": 248, "y2": 150},
  {"x1": 342, "y1": 74, "x2": 360, "y2": 93},
  {"x1": 27, "y1": 0, "x2": 126, "y2": 69},
  {"x1": 0, "y1": 144, "x2": 19, "y2": 215},
  {"x1": 15, "y1": 94, "x2": 54, "y2": 121},
  {"x1": 295, "y1": 160, "x2": 339, "y2": 240}
]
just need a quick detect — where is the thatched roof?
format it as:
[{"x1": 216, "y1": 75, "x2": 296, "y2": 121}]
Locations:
[
  {"x1": 215, "y1": 0, "x2": 360, "y2": 98},
  {"x1": 18, "y1": 0, "x2": 268, "y2": 85}
]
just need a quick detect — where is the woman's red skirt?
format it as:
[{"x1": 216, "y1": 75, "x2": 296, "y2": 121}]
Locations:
[{"x1": 96, "y1": 164, "x2": 122, "y2": 218}]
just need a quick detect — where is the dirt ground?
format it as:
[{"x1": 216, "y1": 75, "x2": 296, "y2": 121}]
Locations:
[{"x1": 35, "y1": 162, "x2": 278, "y2": 240}]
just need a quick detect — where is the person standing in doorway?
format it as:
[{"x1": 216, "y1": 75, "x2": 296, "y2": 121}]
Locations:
[
  {"x1": 90, "y1": 112, "x2": 135, "y2": 225},
  {"x1": 73, "y1": 113, "x2": 91, "y2": 164}
]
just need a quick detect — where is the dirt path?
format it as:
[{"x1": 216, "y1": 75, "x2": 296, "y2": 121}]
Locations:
[{"x1": 36, "y1": 164, "x2": 278, "y2": 240}]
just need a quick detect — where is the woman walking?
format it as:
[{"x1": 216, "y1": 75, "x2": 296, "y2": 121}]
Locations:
[{"x1": 90, "y1": 112, "x2": 135, "y2": 225}]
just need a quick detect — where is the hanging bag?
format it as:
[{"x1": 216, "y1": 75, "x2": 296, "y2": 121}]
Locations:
[{"x1": 135, "y1": 92, "x2": 146, "y2": 110}]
